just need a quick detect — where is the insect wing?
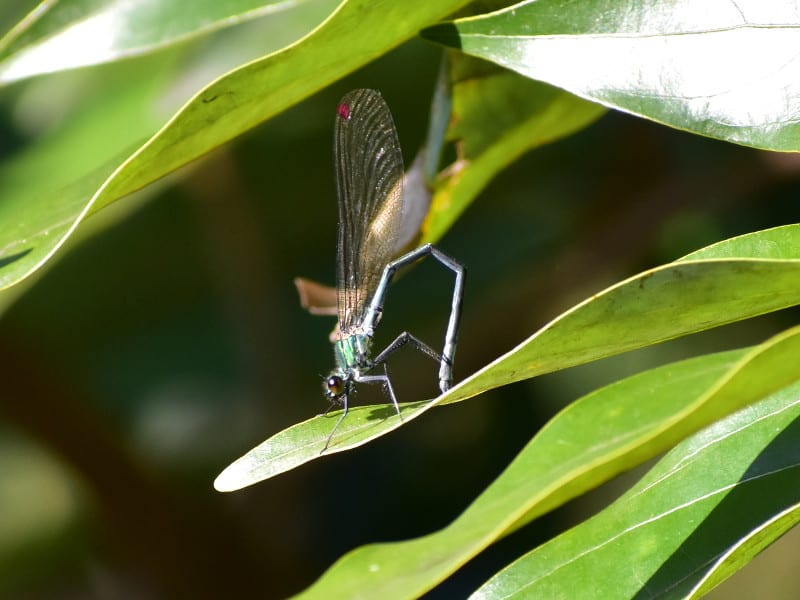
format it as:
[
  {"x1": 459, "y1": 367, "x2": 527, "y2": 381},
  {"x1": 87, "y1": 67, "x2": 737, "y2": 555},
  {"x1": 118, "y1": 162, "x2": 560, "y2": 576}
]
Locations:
[{"x1": 334, "y1": 89, "x2": 404, "y2": 332}]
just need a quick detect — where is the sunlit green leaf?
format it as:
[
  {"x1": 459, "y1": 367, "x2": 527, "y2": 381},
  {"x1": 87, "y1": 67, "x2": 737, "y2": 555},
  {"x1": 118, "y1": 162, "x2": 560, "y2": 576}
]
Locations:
[
  {"x1": 294, "y1": 328, "x2": 800, "y2": 599},
  {"x1": 446, "y1": 224, "x2": 800, "y2": 406},
  {"x1": 473, "y1": 381, "x2": 800, "y2": 598},
  {"x1": 0, "y1": 0, "x2": 472, "y2": 292},
  {"x1": 0, "y1": 0, "x2": 311, "y2": 84},
  {"x1": 214, "y1": 225, "x2": 800, "y2": 491},
  {"x1": 422, "y1": 0, "x2": 800, "y2": 151},
  {"x1": 214, "y1": 400, "x2": 428, "y2": 492},
  {"x1": 687, "y1": 501, "x2": 800, "y2": 598}
]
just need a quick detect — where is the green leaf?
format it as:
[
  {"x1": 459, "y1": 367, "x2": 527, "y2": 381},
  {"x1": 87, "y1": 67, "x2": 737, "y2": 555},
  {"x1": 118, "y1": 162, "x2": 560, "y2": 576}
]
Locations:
[
  {"x1": 98, "y1": 0, "x2": 471, "y2": 217},
  {"x1": 678, "y1": 223, "x2": 800, "y2": 261},
  {"x1": 687, "y1": 501, "x2": 800, "y2": 598},
  {"x1": 214, "y1": 400, "x2": 428, "y2": 492},
  {"x1": 473, "y1": 380, "x2": 800, "y2": 599},
  {"x1": 422, "y1": 57, "x2": 604, "y2": 243},
  {"x1": 446, "y1": 224, "x2": 800, "y2": 406},
  {"x1": 422, "y1": 0, "x2": 800, "y2": 151},
  {"x1": 0, "y1": 0, "x2": 310, "y2": 84},
  {"x1": 293, "y1": 327, "x2": 800, "y2": 599},
  {"x1": 0, "y1": 1, "x2": 328, "y2": 293},
  {"x1": 214, "y1": 225, "x2": 800, "y2": 490},
  {"x1": 0, "y1": 0, "x2": 473, "y2": 292}
]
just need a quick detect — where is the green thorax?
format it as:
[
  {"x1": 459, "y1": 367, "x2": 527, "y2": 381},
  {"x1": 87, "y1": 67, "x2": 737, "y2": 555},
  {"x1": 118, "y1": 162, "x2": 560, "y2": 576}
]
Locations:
[{"x1": 333, "y1": 333, "x2": 372, "y2": 372}]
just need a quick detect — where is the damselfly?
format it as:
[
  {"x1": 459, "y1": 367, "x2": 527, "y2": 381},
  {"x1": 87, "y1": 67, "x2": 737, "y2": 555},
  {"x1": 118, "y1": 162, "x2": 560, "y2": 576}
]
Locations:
[{"x1": 322, "y1": 88, "x2": 465, "y2": 451}]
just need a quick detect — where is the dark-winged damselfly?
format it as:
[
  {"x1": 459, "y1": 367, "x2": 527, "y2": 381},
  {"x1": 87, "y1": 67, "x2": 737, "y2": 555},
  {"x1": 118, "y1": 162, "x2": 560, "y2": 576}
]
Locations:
[{"x1": 321, "y1": 88, "x2": 465, "y2": 451}]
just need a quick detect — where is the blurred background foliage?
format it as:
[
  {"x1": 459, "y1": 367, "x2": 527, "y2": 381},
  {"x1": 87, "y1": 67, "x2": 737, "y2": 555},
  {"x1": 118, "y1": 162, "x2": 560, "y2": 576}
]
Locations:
[{"x1": 0, "y1": 1, "x2": 799, "y2": 598}]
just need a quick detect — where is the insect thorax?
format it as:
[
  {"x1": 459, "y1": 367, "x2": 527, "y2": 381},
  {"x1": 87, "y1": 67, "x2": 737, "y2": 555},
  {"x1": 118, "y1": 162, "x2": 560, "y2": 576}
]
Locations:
[{"x1": 333, "y1": 332, "x2": 373, "y2": 373}]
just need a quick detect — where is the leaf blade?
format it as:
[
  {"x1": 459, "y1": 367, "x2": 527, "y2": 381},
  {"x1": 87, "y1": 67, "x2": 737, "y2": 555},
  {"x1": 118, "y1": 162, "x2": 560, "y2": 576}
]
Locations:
[
  {"x1": 423, "y1": 0, "x2": 800, "y2": 151},
  {"x1": 215, "y1": 226, "x2": 800, "y2": 486},
  {"x1": 0, "y1": 0, "x2": 322, "y2": 83},
  {"x1": 294, "y1": 327, "x2": 800, "y2": 599},
  {"x1": 0, "y1": 0, "x2": 473, "y2": 292},
  {"x1": 473, "y1": 380, "x2": 800, "y2": 598}
]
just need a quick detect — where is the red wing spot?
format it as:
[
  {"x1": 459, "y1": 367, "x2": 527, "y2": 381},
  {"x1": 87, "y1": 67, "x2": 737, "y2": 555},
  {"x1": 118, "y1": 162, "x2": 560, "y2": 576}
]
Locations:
[{"x1": 337, "y1": 103, "x2": 352, "y2": 120}]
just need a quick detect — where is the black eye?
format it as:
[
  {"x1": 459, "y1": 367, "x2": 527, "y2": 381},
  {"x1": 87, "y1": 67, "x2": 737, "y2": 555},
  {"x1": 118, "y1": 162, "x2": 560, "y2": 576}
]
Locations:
[{"x1": 326, "y1": 375, "x2": 344, "y2": 397}]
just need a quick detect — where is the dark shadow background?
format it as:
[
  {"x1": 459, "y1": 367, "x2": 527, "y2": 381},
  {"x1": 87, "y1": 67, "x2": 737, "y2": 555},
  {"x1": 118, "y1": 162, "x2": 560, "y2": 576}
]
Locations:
[{"x1": 0, "y1": 38, "x2": 799, "y2": 598}]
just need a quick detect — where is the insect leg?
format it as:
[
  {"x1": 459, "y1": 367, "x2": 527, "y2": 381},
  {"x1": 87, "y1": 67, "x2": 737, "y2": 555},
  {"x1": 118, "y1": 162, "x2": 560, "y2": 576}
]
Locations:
[
  {"x1": 362, "y1": 243, "x2": 465, "y2": 393},
  {"x1": 321, "y1": 389, "x2": 350, "y2": 453},
  {"x1": 357, "y1": 365, "x2": 402, "y2": 421},
  {"x1": 373, "y1": 331, "x2": 443, "y2": 365}
]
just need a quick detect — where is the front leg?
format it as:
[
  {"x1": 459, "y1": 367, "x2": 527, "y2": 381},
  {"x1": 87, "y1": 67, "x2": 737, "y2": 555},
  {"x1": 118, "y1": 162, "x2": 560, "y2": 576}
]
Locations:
[
  {"x1": 356, "y1": 365, "x2": 402, "y2": 422},
  {"x1": 322, "y1": 391, "x2": 351, "y2": 453}
]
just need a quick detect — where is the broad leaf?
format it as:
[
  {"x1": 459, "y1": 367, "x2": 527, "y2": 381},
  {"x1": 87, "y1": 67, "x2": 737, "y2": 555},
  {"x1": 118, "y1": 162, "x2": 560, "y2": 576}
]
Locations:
[
  {"x1": 423, "y1": 0, "x2": 800, "y2": 151},
  {"x1": 473, "y1": 382, "x2": 800, "y2": 598},
  {"x1": 447, "y1": 224, "x2": 800, "y2": 405},
  {"x1": 0, "y1": 0, "x2": 472, "y2": 292},
  {"x1": 0, "y1": 0, "x2": 311, "y2": 83},
  {"x1": 214, "y1": 225, "x2": 800, "y2": 490},
  {"x1": 295, "y1": 329, "x2": 800, "y2": 599},
  {"x1": 687, "y1": 501, "x2": 800, "y2": 598}
]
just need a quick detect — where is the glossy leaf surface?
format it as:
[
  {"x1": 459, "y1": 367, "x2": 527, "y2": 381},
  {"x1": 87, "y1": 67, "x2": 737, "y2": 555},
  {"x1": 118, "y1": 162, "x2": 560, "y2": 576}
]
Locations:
[
  {"x1": 0, "y1": 0, "x2": 471, "y2": 292},
  {"x1": 423, "y1": 0, "x2": 800, "y2": 151},
  {"x1": 216, "y1": 226, "x2": 800, "y2": 489}
]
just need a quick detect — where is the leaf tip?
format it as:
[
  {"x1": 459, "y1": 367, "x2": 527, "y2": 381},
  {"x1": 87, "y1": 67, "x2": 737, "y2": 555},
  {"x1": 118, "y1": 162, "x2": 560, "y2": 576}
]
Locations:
[{"x1": 213, "y1": 459, "x2": 249, "y2": 493}]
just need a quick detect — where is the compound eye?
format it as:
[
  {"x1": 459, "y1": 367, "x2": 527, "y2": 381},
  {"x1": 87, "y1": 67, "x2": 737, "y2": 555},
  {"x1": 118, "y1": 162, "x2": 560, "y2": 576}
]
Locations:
[{"x1": 326, "y1": 375, "x2": 345, "y2": 397}]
